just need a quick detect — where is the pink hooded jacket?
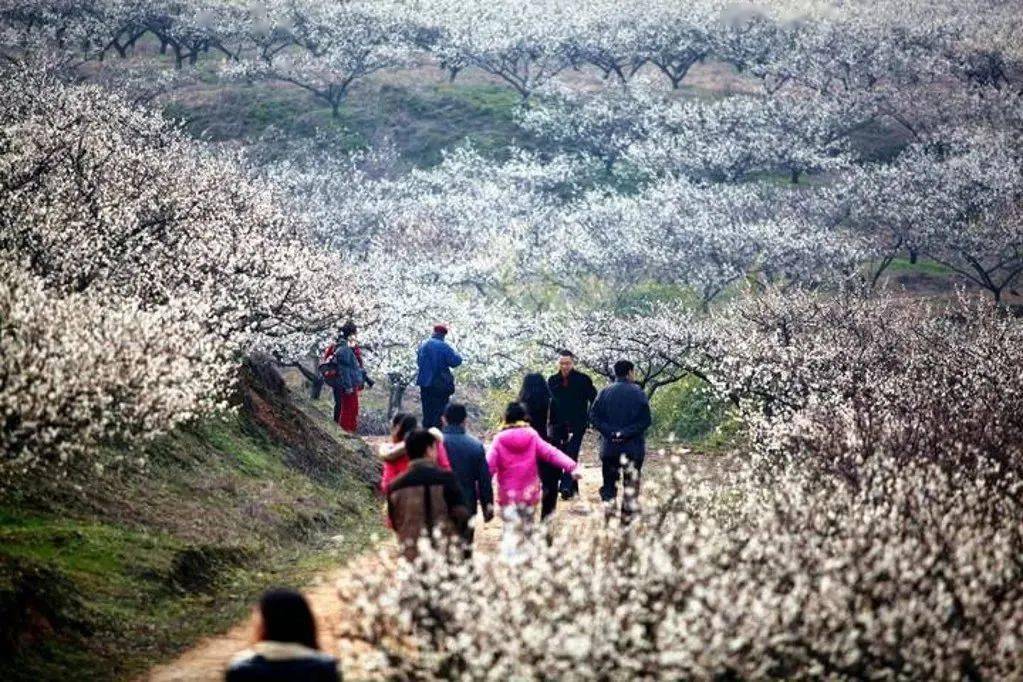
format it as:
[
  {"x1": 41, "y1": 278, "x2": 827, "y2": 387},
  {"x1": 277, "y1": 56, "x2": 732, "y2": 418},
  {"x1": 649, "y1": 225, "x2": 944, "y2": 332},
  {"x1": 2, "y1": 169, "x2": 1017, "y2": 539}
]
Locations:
[{"x1": 487, "y1": 425, "x2": 577, "y2": 507}]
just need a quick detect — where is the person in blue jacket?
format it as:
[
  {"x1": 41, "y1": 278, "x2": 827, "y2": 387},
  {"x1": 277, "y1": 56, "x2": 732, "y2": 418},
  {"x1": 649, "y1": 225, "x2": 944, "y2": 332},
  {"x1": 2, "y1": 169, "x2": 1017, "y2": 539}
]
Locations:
[
  {"x1": 416, "y1": 324, "x2": 463, "y2": 429},
  {"x1": 441, "y1": 403, "x2": 494, "y2": 555},
  {"x1": 589, "y1": 359, "x2": 652, "y2": 523}
]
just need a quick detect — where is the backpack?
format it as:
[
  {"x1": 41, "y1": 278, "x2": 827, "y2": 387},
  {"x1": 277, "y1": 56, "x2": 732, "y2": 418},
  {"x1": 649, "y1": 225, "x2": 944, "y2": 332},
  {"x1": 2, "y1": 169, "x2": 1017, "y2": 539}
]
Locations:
[{"x1": 318, "y1": 346, "x2": 344, "y2": 389}]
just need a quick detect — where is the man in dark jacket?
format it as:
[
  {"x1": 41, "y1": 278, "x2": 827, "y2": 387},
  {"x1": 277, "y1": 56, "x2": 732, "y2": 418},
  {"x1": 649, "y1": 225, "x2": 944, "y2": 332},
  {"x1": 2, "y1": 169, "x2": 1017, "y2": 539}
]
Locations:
[
  {"x1": 547, "y1": 350, "x2": 597, "y2": 500},
  {"x1": 441, "y1": 403, "x2": 494, "y2": 555},
  {"x1": 416, "y1": 324, "x2": 463, "y2": 429},
  {"x1": 589, "y1": 359, "x2": 652, "y2": 523},
  {"x1": 387, "y1": 429, "x2": 470, "y2": 561}
]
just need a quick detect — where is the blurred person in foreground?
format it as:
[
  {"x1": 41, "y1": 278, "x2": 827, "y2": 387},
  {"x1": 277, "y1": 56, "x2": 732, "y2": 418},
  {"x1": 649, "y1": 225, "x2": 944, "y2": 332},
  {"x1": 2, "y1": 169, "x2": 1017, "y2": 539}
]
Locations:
[{"x1": 226, "y1": 588, "x2": 339, "y2": 681}]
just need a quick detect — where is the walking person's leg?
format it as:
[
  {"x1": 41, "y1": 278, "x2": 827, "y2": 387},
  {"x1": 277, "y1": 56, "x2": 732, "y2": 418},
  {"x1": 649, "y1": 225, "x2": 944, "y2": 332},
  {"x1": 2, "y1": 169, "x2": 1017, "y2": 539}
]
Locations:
[
  {"x1": 559, "y1": 427, "x2": 586, "y2": 498},
  {"x1": 600, "y1": 451, "x2": 622, "y2": 519},
  {"x1": 420, "y1": 387, "x2": 441, "y2": 429},
  {"x1": 332, "y1": 385, "x2": 344, "y2": 426},
  {"x1": 519, "y1": 503, "x2": 536, "y2": 542},
  {"x1": 339, "y1": 390, "x2": 359, "y2": 433},
  {"x1": 462, "y1": 525, "x2": 475, "y2": 561},
  {"x1": 500, "y1": 505, "x2": 521, "y2": 563},
  {"x1": 539, "y1": 463, "x2": 560, "y2": 520},
  {"x1": 621, "y1": 456, "x2": 643, "y2": 524}
]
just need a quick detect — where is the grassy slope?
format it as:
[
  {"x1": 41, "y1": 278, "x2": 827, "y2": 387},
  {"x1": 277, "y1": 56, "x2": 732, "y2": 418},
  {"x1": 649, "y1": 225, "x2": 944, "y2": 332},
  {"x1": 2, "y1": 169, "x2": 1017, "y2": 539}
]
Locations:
[
  {"x1": 0, "y1": 366, "x2": 383, "y2": 682},
  {"x1": 165, "y1": 74, "x2": 531, "y2": 169}
]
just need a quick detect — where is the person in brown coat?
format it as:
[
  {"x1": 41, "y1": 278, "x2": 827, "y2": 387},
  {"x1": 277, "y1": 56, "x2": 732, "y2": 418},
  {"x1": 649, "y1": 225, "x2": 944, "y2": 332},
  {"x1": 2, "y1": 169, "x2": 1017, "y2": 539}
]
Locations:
[{"x1": 386, "y1": 429, "x2": 470, "y2": 561}]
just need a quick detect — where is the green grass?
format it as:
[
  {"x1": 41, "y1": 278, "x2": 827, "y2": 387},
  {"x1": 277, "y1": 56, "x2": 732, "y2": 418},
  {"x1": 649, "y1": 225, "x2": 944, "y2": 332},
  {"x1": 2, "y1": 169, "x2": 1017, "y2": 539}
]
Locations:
[
  {"x1": 651, "y1": 375, "x2": 736, "y2": 447},
  {"x1": 202, "y1": 417, "x2": 281, "y2": 477},
  {"x1": 163, "y1": 74, "x2": 531, "y2": 168},
  {"x1": 885, "y1": 257, "x2": 955, "y2": 277},
  {"x1": 0, "y1": 503, "x2": 373, "y2": 682}
]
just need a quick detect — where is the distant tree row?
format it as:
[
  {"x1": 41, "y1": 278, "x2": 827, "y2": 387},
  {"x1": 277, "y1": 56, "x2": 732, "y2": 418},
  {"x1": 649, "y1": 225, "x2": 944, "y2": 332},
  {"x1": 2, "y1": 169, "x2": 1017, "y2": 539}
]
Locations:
[{"x1": 2, "y1": 0, "x2": 1019, "y2": 114}]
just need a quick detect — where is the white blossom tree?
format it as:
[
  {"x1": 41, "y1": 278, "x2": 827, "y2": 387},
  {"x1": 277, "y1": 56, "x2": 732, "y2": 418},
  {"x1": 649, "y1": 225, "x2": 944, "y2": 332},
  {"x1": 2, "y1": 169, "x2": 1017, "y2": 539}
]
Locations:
[
  {"x1": 224, "y1": 0, "x2": 415, "y2": 117},
  {"x1": 417, "y1": 0, "x2": 574, "y2": 99},
  {"x1": 0, "y1": 264, "x2": 234, "y2": 484}
]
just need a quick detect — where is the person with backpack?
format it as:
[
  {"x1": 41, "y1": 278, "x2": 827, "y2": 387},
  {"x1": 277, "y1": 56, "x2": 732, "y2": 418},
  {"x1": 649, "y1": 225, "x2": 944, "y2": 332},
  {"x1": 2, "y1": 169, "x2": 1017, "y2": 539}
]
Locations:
[
  {"x1": 387, "y1": 429, "x2": 470, "y2": 561},
  {"x1": 319, "y1": 321, "x2": 372, "y2": 434},
  {"x1": 487, "y1": 402, "x2": 580, "y2": 561},
  {"x1": 416, "y1": 324, "x2": 463, "y2": 429},
  {"x1": 547, "y1": 350, "x2": 597, "y2": 501},
  {"x1": 589, "y1": 360, "x2": 652, "y2": 523},
  {"x1": 226, "y1": 588, "x2": 339, "y2": 681},
  {"x1": 441, "y1": 403, "x2": 494, "y2": 554}
]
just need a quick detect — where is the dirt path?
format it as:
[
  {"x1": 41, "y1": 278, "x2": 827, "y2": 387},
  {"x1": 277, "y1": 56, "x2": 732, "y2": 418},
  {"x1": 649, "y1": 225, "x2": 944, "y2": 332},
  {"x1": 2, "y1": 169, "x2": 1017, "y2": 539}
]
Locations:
[{"x1": 146, "y1": 447, "x2": 728, "y2": 680}]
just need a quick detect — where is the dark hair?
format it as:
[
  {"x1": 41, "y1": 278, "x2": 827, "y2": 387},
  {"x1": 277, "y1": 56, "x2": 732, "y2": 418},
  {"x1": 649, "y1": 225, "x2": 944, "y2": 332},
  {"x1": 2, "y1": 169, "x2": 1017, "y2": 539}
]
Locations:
[
  {"x1": 558, "y1": 349, "x2": 575, "y2": 358},
  {"x1": 503, "y1": 401, "x2": 528, "y2": 424},
  {"x1": 519, "y1": 373, "x2": 548, "y2": 402},
  {"x1": 391, "y1": 412, "x2": 417, "y2": 442},
  {"x1": 613, "y1": 360, "x2": 635, "y2": 379},
  {"x1": 444, "y1": 403, "x2": 468, "y2": 426},
  {"x1": 404, "y1": 429, "x2": 436, "y2": 460},
  {"x1": 257, "y1": 588, "x2": 318, "y2": 650},
  {"x1": 518, "y1": 373, "x2": 550, "y2": 428},
  {"x1": 339, "y1": 321, "x2": 357, "y2": 339}
]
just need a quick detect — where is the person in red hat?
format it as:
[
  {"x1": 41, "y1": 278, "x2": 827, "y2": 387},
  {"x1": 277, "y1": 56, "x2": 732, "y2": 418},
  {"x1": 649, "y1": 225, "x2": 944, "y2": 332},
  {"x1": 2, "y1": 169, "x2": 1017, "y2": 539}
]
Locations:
[{"x1": 415, "y1": 324, "x2": 463, "y2": 429}]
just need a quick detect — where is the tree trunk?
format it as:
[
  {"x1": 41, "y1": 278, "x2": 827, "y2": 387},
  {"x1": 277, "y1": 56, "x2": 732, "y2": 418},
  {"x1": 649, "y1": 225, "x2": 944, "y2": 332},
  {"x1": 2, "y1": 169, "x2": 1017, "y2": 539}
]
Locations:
[{"x1": 387, "y1": 379, "x2": 407, "y2": 419}]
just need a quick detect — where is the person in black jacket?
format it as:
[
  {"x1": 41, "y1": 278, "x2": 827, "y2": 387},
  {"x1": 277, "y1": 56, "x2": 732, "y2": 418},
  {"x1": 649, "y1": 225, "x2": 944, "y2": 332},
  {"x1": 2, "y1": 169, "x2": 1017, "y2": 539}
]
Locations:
[
  {"x1": 518, "y1": 373, "x2": 560, "y2": 519},
  {"x1": 589, "y1": 359, "x2": 652, "y2": 523},
  {"x1": 547, "y1": 350, "x2": 597, "y2": 501},
  {"x1": 441, "y1": 403, "x2": 494, "y2": 553},
  {"x1": 226, "y1": 589, "x2": 339, "y2": 681}
]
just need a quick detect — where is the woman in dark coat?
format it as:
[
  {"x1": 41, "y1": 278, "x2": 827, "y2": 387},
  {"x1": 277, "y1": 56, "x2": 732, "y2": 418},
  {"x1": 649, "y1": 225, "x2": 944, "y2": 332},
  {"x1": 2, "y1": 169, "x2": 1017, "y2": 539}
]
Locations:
[
  {"x1": 518, "y1": 373, "x2": 561, "y2": 519},
  {"x1": 226, "y1": 589, "x2": 339, "y2": 681}
]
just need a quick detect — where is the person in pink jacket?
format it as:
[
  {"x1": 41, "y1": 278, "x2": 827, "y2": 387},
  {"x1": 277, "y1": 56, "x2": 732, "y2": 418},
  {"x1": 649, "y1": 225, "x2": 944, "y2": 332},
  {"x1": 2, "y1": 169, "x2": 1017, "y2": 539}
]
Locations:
[{"x1": 487, "y1": 402, "x2": 579, "y2": 561}]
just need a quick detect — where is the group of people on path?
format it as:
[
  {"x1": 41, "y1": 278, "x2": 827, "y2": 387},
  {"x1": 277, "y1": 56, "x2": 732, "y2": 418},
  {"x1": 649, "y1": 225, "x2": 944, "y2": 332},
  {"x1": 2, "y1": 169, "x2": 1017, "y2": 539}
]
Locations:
[
  {"x1": 317, "y1": 323, "x2": 651, "y2": 559},
  {"x1": 341, "y1": 325, "x2": 653, "y2": 562}
]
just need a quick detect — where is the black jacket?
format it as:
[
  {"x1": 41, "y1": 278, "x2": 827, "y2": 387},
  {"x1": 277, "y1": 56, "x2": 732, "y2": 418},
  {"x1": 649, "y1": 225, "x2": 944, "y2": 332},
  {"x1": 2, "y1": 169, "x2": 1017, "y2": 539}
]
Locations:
[
  {"x1": 442, "y1": 425, "x2": 493, "y2": 515},
  {"x1": 226, "y1": 642, "x2": 339, "y2": 682},
  {"x1": 547, "y1": 370, "x2": 597, "y2": 428},
  {"x1": 589, "y1": 379, "x2": 652, "y2": 460}
]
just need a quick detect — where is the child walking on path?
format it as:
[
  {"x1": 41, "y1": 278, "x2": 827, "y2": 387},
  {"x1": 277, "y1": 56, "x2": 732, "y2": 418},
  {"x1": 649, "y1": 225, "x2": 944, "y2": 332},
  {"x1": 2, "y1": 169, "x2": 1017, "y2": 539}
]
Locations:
[{"x1": 487, "y1": 402, "x2": 579, "y2": 562}]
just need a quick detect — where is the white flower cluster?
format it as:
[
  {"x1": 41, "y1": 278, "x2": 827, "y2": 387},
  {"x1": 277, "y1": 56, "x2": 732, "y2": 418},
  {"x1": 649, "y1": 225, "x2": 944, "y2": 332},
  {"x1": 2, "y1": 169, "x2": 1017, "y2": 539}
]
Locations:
[
  {"x1": 0, "y1": 265, "x2": 233, "y2": 483},
  {"x1": 0, "y1": 67, "x2": 355, "y2": 480}
]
